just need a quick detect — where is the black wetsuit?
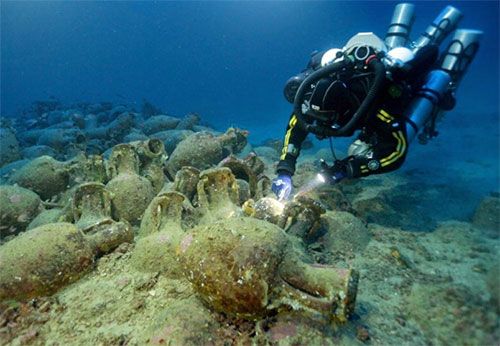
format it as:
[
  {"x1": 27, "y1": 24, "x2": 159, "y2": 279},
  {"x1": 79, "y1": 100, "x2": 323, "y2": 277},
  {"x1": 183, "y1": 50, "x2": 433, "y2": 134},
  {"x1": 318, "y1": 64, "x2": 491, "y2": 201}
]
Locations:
[{"x1": 277, "y1": 46, "x2": 438, "y2": 179}]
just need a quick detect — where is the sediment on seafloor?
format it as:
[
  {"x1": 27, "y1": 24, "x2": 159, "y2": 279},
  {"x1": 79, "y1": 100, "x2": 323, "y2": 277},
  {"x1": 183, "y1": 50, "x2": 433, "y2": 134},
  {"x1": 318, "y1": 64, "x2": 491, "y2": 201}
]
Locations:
[{"x1": 0, "y1": 101, "x2": 498, "y2": 345}]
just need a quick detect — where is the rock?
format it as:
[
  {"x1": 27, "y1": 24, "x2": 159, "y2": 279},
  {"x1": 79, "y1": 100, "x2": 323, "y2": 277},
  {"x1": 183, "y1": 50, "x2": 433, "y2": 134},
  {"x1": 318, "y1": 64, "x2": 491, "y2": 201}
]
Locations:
[
  {"x1": 0, "y1": 128, "x2": 20, "y2": 167},
  {"x1": 356, "y1": 326, "x2": 370, "y2": 341},
  {"x1": 0, "y1": 185, "x2": 43, "y2": 237},
  {"x1": 320, "y1": 211, "x2": 370, "y2": 255},
  {"x1": 406, "y1": 283, "x2": 498, "y2": 345},
  {"x1": 472, "y1": 195, "x2": 499, "y2": 233},
  {"x1": 9, "y1": 156, "x2": 69, "y2": 200},
  {"x1": 141, "y1": 297, "x2": 218, "y2": 344}
]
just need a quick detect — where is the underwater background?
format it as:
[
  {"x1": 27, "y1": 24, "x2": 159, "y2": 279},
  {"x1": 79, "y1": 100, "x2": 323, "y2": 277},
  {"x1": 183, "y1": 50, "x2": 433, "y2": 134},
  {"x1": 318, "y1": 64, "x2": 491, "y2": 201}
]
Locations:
[{"x1": 1, "y1": 1, "x2": 499, "y2": 345}]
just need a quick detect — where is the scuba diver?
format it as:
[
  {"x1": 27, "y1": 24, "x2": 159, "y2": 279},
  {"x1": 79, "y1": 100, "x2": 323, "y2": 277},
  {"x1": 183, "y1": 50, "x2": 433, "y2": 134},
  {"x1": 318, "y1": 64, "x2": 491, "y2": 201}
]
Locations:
[{"x1": 272, "y1": 3, "x2": 482, "y2": 201}]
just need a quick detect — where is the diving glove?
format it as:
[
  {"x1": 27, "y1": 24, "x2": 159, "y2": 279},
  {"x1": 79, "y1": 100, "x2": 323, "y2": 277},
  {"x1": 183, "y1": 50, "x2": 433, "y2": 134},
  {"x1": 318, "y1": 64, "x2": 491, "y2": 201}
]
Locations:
[
  {"x1": 272, "y1": 174, "x2": 292, "y2": 201},
  {"x1": 318, "y1": 159, "x2": 348, "y2": 184}
]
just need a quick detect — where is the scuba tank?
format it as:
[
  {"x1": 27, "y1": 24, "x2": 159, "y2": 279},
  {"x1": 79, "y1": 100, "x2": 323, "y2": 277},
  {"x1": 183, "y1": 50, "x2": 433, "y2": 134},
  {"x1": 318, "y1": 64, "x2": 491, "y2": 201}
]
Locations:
[
  {"x1": 440, "y1": 29, "x2": 483, "y2": 86},
  {"x1": 385, "y1": 3, "x2": 415, "y2": 50},
  {"x1": 412, "y1": 6, "x2": 463, "y2": 54},
  {"x1": 406, "y1": 28, "x2": 483, "y2": 143}
]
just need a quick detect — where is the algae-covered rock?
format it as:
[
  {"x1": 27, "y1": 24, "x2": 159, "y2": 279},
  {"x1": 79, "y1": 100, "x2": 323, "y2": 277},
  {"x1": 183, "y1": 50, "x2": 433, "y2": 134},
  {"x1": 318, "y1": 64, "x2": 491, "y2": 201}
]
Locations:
[
  {"x1": 406, "y1": 283, "x2": 498, "y2": 345},
  {"x1": 9, "y1": 156, "x2": 69, "y2": 200},
  {"x1": 0, "y1": 223, "x2": 95, "y2": 301},
  {"x1": 255, "y1": 311, "x2": 337, "y2": 345},
  {"x1": 0, "y1": 128, "x2": 21, "y2": 167},
  {"x1": 178, "y1": 217, "x2": 358, "y2": 322},
  {"x1": 141, "y1": 297, "x2": 218, "y2": 344},
  {"x1": 167, "y1": 131, "x2": 223, "y2": 174},
  {"x1": 320, "y1": 211, "x2": 370, "y2": 255},
  {"x1": 0, "y1": 185, "x2": 43, "y2": 238},
  {"x1": 472, "y1": 195, "x2": 500, "y2": 233}
]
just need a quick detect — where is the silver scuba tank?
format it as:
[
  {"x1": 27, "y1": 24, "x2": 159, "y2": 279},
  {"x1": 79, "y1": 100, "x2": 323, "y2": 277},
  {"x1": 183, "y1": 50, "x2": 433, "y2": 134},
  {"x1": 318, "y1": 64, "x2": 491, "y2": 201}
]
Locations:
[
  {"x1": 385, "y1": 3, "x2": 415, "y2": 49},
  {"x1": 440, "y1": 29, "x2": 483, "y2": 85},
  {"x1": 405, "y1": 70, "x2": 451, "y2": 143},
  {"x1": 413, "y1": 6, "x2": 462, "y2": 53},
  {"x1": 405, "y1": 27, "x2": 482, "y2": 143}
]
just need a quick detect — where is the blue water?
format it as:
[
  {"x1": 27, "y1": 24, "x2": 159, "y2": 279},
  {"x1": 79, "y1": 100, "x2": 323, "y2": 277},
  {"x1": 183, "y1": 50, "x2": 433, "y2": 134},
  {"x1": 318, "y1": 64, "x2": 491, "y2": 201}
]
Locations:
[
  {"x1": 2, "y1": 0, "x2": 498, "y2": 195},
  {"x1": 1, "y1": 1, "x2": 499, "y2": 194},
  {"x1": 2, "y1": 1, "x2": 498, "y2": 128},
  {"x1": 1, "y1": 2, "x2": 499, "y2": 343}
]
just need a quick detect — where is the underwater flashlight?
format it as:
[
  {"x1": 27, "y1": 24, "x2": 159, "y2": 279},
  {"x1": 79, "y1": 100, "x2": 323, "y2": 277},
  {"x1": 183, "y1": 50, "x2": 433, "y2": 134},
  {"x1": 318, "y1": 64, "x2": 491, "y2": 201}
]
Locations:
[
  {"x1": 277, "y1": 185, "x2": 291, "y2": 201},
  {"x1": 316, "y1": 173, "x2": 326, "y2": 183}
]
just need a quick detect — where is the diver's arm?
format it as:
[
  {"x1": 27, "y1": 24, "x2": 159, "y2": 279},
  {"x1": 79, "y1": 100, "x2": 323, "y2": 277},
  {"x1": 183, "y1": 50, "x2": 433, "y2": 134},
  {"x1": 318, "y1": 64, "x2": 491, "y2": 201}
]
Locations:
[
  {"x1": 276, "y1": 113, "x2": 309, "y2": 176},
  {"x1": 345, "y1": 108, "x2": 409, "y2": 178}
]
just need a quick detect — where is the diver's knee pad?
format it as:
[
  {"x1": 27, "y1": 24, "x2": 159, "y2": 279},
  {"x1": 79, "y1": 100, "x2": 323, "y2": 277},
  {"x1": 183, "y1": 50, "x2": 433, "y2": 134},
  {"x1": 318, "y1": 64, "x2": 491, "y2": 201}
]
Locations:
[{"x1": 347, "y1": 139, "x2": 373, "y2": 157}]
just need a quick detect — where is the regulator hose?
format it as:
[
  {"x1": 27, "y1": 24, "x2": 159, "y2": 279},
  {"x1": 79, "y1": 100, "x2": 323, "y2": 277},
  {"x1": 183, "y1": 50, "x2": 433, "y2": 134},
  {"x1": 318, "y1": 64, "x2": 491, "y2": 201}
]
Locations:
[{"x1": 294, "y1": 57, "x2": 387, "y2": 137}]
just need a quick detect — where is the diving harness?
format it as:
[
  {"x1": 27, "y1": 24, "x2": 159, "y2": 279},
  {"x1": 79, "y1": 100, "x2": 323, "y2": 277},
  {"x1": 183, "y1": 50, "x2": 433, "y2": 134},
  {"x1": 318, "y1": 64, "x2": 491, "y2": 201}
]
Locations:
[{"x1": 286, "y1": 3, "x2": 482, "y2": 183}]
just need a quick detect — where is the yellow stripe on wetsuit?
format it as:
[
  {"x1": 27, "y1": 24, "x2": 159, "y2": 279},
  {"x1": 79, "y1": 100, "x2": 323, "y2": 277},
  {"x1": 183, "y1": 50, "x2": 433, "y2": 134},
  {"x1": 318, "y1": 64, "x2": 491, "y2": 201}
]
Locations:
[
  {"x1": 280, "y1": 115, "x2": 298, "y2": 160},
  {"x1": 380, "y1": 131, "x2": 406, "y2": 167},
  {"x1": 376, "y1": 109, "x2": 395, "y2": 123}
]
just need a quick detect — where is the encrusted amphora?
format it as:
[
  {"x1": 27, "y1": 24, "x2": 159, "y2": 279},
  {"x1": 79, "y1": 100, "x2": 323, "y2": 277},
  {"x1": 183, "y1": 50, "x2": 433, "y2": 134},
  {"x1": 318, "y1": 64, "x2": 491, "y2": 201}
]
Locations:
[
  {"x1": 129, "y1": 138, "x2": 168, "y2": 193},
  {"x1": 131, "y1": 191, "x2": 186, "y2": 277},
  {"x1": 106, "y1": 143, "x2": 155, "y2": 224},
  {"x1": 72, "y1": 182, "x2": 133, "y2": 255},
  {"x1": 195, "y1": 167, "x2": 240, "y2": 223},
  {"x1": 177, "y1": 217, "x2": 358, "y2": 323},
  {"x1": 0, "y1": 218, "x2": 133, "y2": 301}
]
